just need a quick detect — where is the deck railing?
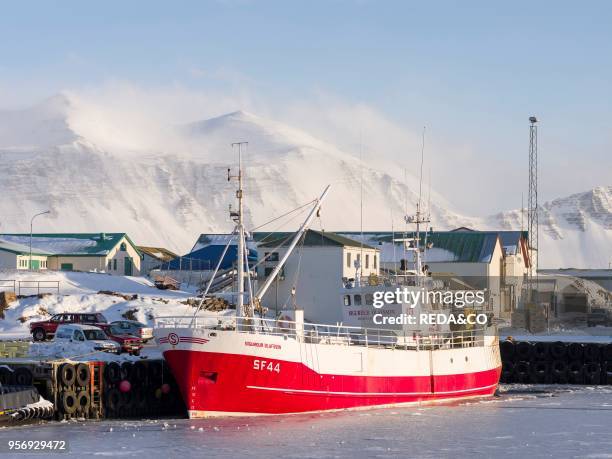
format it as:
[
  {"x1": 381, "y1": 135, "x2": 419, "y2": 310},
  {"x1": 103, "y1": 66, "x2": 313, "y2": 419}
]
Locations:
[{"x1": 155, "y1": 315, "x2": 491, "y2": 351}]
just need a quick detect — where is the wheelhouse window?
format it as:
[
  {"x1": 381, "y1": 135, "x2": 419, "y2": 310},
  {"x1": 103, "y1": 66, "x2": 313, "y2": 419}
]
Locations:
[
  {"x1": 365, "y1": 294, "x2": 374, "y2": 305},
  {"x1": 265, "y1": 252, "x2": 279, "y2": 262},
  {"x1": 343, "y1": 295, "x2": 351, "y2": 306},
  {"x1": 354, "y1": 294, "x2": 362, "y2": 306}
]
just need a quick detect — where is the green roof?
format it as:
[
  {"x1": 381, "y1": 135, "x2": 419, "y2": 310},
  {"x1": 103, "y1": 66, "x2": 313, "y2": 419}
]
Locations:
[
  {"x1": 0, "y1": 233, "x2": 140, "y2": 257},
  {"x1": 0, "y1": 240, "x2": 52, "y2": 256},
  {"x1": 258, "y1": 229, "x2": 376, "y2": 249},
  {"x1": 340, "y1": 231, "x2": 500, "y2": 263}
]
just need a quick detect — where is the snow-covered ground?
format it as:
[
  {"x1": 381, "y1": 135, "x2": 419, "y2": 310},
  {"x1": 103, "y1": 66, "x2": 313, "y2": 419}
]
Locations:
[{"x1": 0, "y1": 270, "x2": 207, "y2": 340}]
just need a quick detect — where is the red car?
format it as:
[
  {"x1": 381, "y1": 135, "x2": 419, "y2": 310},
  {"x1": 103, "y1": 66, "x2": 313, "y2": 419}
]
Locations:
[
  {"x1": 98, "y1": 324, "x2": 144, "y2": 356},
  {"x1": 30, "y1": 312, "x2": 108, "y2": 341}
]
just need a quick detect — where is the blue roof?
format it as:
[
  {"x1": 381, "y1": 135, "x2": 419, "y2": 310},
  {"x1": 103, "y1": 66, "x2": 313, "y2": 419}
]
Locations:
[
  {"x1": 498, "y1": 231, "x2": 527, "y2": 247},
  {"x1": 165, "y1": 244, "x2": 257, "y2": 271}
]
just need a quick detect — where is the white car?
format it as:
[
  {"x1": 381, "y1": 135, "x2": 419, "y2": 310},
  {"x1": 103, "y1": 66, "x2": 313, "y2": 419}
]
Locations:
[{"x1": 53, "y1": 324, "x2": 120, "y2": 354}]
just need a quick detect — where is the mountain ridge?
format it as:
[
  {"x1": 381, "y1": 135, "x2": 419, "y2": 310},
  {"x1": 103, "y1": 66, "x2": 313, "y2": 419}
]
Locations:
[{"x1": 0, "y1": 95, "x2": 610, "y2": 268}]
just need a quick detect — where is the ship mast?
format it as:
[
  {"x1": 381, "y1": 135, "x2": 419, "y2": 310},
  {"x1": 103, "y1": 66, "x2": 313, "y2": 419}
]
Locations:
[{"x1": 230, "y1": 142, "x2": 248, "y2": 317}]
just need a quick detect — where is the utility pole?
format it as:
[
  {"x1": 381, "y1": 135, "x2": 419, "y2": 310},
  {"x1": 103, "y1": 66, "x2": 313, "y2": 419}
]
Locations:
[{"x1": 30, "y1": 210, "x2": 50, "y2": 270}]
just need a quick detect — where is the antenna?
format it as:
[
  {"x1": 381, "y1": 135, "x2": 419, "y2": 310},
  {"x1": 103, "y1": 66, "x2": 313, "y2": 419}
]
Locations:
[
  {"x1": 359, "y1": 131, "x2": 364, "y2": 283},
  {"x1": 418, "y1": 126, "x2": 426, "y2": 212},
  {"x1": 427, "y1": 166, "x2": 432, "y2": 220},
  {"x1": 526, "y1": 116, "x2": 539, "y2": 311}
]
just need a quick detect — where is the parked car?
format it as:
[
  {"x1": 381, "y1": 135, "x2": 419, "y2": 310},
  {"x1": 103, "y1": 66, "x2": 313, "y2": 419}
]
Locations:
[
  {"x1": 587, "y1": 307, "x2": 612, "y2": 327},
  {"x1": 110, "y1": 320, "x2": 153, "y2": 342},
  {"x1": 98, "y1": 323, "x2": 144, "y2": 356},
  {"x1": 53, "y1": 324, "x2": 120, "y2": 354},
  {"x1": 30, "y1": 312, "x2": 108, "y2": 342}
]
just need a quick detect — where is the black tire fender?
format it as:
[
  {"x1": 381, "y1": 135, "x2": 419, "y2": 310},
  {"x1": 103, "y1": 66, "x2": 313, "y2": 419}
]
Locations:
[
  {"x1": 0, "y1": 366, "x2": 14, "y2": 385},
  {"x1": 515, "y1": 341, "x2": 532, "y2": 361},
  {"x1": 59, "y1": 363, "x2": 76, "y2": 387},
  {"x1": 105, "y1": 387, "x2": 121, "y2": 412},
  {"x1": 567, "y1": 343, "x2": 584, "y2": 361},
  {"x1": 550, "y1": 341, "x2": 567, "y2": 360},
  {"x1": 60, "y1": 390, "x2": 77, "y2": 414},
  {"x1": 104, "y1": 362, "x2": 121, "y2": 384},
  {"x1": 120, "y1": 362, "x2": 133, "y2": 381},
  {"x1": 132, "y1": 361, "x2": 147, "y2": 386},
  {"x1": 77, "y1": 390, "x2": 91, "y2": 413},
  {"x1": 76, "y1": 363, "x2": 90, "y2": 387}
]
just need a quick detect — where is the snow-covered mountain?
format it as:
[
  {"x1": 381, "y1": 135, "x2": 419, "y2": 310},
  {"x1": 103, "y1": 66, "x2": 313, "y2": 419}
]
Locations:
[
  {"x1": 484, "y1": 186, "x2": 612, "y2": 268},
  {"x1": 0, "y1": 94, "x2": 610, "y2": 268}
]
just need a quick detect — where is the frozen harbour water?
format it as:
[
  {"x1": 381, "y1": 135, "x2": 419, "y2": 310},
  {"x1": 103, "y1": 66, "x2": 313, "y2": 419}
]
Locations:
[{"x1": 0, "y1": 385, "x2": 611, "y2": 458}]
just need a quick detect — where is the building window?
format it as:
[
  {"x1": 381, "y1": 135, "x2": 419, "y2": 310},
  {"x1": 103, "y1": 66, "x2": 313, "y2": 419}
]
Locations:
[
  {"x1": 354, "y1": 294, "x2": 362, "y2": 306},
  {"x1": 108, "y1": 260, "x2": 112, "y2": 271},
  {"x1": 343, "y1": 295, "x2": 351, "y2": 306},
  {"x1": 120, "y1": 242, "x2": 127, "y2": 251},
  {"x1": 346, "y1": 252, "x2": 351, "y2": 268},
  {"x1": 365, "y1": 254, "x2": 369, "y2": 269},
  {"x1": 113, "y1": 259, "x2": 117, "y2": 270},
  {"x1": 374, "y1": 255, "x2": 377, "y2": 269}
]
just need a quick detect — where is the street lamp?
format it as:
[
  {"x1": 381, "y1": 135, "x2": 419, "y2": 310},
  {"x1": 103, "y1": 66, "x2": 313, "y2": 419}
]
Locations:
[{"x1": 30, "y1": 211, "x2": 50, "y2": 270}]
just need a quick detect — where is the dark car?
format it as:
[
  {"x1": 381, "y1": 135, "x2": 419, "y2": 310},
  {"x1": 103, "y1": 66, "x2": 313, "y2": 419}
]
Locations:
[
  {"x1": 30, "y1": 312, "x2": 108, "y2": 341},
  {"x1": 98, "y1": 323, "x2": 144, "y2": 355},
  {"x1": 587, "y1": 308, "x2": 612, "y2": 327}
]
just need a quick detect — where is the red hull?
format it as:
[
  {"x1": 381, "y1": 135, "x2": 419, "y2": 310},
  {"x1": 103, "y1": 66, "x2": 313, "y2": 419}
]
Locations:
[{"x1": 164, "y1": 349, "x2": 501, "y2": 415}]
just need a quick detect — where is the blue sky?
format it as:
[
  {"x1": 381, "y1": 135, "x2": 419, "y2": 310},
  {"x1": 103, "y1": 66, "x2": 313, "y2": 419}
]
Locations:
[{"x1": 0, "y1": 0, "x2": 610, "y2": 213}]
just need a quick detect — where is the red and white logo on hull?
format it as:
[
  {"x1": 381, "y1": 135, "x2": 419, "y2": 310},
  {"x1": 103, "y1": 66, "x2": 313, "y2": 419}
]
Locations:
[{"x1": 159, "y1": 333, "x2": 209, "y2": 346}]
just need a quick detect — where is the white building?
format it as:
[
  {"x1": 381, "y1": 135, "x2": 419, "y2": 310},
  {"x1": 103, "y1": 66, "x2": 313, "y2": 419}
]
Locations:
[
  {"x1": 257, "y1": 229, "x2": 380, "y2": 324},
  {"x1": 339, "y1": 228, "x2": 531, "y2": 320},
  {"x1": 0, "y1": 233, "x2": 142, "y2": 276},
  {"x1": 0, "y1": 240, "x2": 51, "y2": 270}
]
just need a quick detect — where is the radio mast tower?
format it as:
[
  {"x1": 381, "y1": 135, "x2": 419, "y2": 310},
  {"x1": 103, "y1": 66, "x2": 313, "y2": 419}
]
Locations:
[{"x1": 527, "y1": 116, "x2": 538, "y2": 303}]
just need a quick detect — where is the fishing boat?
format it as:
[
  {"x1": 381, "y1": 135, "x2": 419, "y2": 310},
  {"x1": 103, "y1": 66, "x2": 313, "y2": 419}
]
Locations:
[{"x1": 154, "y1": 148, "x2": 501, "y2": 417}]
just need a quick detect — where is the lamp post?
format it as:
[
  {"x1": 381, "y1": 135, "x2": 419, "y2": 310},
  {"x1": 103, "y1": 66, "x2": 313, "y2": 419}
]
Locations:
[{"x1": 30, "y1": 210, "x2": 50, "y2": 270}]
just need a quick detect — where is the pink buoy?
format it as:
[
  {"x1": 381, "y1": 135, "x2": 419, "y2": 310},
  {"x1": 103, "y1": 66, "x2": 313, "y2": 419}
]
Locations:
[
  {"x1": 119, "y1": 380, "x2": 131, "y2": 393},
  {"x1": 161, "y1": 383, "x2": 171, "y2": 394}
]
